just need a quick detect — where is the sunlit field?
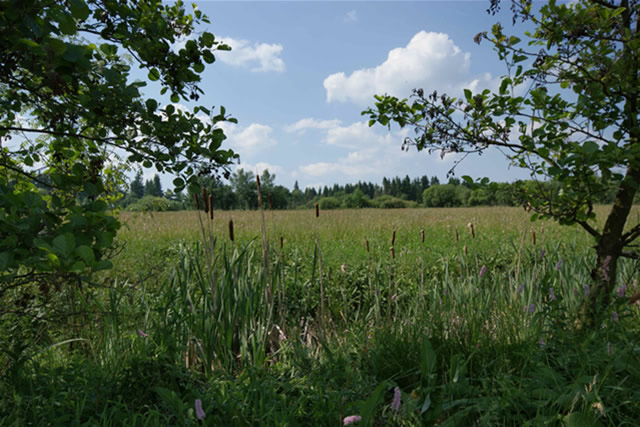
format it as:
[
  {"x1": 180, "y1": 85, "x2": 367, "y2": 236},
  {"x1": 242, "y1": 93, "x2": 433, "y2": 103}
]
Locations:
[{"x1": 4, "y1": 206, "x2": 640, "y2": 425}]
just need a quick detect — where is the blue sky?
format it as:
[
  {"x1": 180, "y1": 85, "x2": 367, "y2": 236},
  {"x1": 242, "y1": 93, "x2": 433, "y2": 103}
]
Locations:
[{"x1": 150, "y1": 1, "x2": 545, "y2": 190}]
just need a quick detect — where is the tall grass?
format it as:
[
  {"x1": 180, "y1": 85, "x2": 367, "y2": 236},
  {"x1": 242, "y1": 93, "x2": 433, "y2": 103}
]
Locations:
[{"x1": 1, "y1": 206, "x2": 639, "y2": 424}]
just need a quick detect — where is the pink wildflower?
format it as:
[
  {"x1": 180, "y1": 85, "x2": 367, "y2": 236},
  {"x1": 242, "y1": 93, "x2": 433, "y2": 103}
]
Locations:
[
  {"x1": 538, "y1": 337, "x2": 545, "y2": 348},
  {"x1": 549, "y1": 288, "x2": 556, "y2": 301},
  {"x1": 195, "y1": 399, "x2": 205, "y2": 420},
  {"x1": 343, "y1": 415, "x2": 361, "y2": 425},
  {"x1": 391, "y1": 387, "x2": 401, "y2": 411},
  {"x1": 479, "y1": 265, "x2": 487, "y2": 277},
  {"x1": 617, "y1": 285, "x2": 627, "y2": 298},
  {"x1": 556, "y1": 259, "x2": 563, "y2": 271},
  {"x1": 612, "y1": 312, "x2": 619, "y2": 322},
  {"x1": 137, "y1": 329, "x2": 148, "y2": 338}
]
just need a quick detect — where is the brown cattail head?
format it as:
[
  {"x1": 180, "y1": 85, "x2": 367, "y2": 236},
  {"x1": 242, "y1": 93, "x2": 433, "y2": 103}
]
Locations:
[
  {"x1": 391, "y1": 230, "x2": 396, "y2": 246},
  {"x1": 256, "y1": 175, "x2": 263, "y2": 208},
  {"x1": 390, "y1": 246, "x2": 395, "y2": 260},
  {"x1": 531, "y1": 230, "x2": 536, "y2": 245},
  {"x1": 194, "y1": 193, "x2": 200, "y2": 210},
  {"x1": 209, "y1": 194, "x2": 214, "y2": 220},
  {"x1": 228, "y1": 219, "x2": 234, "y2": 241},
  {"x1": 421, "y1": 228, "x2": 425, "y2": 243},
  {"x1": 468, "y1": 222, "x2": 475, "y2": 239},
  {"x1": 365, "y1": 239, "x2": 370, "y2": 253},
  {"x1": 463, "y1": 245, "x2": 468, "y2": 256},
  {"x1": 280, "y1": 236, "x2": 283, "y2": 249},
  {"x1": 201, "y1": 187, "x2": 209, "y2": 213},
  {"x1": 455, "y1": 228, "x2": 459, "y2": 242},
  {"x1": 315, "y1": 203, "x2": 319, "y2": 218}
]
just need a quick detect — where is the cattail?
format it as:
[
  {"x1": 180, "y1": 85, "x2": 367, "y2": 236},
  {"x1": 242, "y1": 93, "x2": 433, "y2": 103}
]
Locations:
[
  {"x1": 463, "y1": 245, "x2": 468, "y2": 256},
  {"x1": 531, "y1": 230, "x2": 536, "y2": 245},
  {"x1": 468, "y1": 222, "x2": 475, "y2": 239},
  {"x1": 391, "y1": 230, "x2": 396, "y2": 246},
  {"x1": 455, "y1": 228, "x2": 459, "y2": 242},
  {"x1": 390, "y1": 246, "x2": 395, "y2": 260},
  {"x1": 201, "y1": 187, "x2": 208, "y2": 213},
  {"x1": 209, "y1": 194, "x2": 214, "y2": 220},
  {"x1": 194, "y1": 193, "x2": 200, "y2": 210},
  {"x1": 421, "y1": 228, "x2": 425, "y2": 243},
  {"x1": 256, "y1": 175, "x2": 262, "y2": 208},
  {"x1": 315, "y1": 203, "x2": 319, "y2": 218},
  {"x1": 280, "y1": 236, "x2": 283, "y2": 249},
  {"x1": 228, "y1": 219, "x2": 234, "y2": 241},
  {"x1": 365, "y1": 239, "x2": 370, "y2": 253}
]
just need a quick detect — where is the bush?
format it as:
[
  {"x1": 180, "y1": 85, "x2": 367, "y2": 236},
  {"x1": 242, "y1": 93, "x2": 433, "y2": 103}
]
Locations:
[
  {"x1": 318, "y1": 197, "x2": 341, "y2": 210},
  {"x1": 125, "y1": 196, "x2": 183, "y2": 212}
]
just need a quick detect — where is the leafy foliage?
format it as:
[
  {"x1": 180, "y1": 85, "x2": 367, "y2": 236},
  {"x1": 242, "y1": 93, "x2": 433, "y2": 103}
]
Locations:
[
  {"x1": 364, "y1": 0, "x2": 640, "y2": 321},
  {"x1": 0, "y1": 0, "x2": 237, "y2": 286}
]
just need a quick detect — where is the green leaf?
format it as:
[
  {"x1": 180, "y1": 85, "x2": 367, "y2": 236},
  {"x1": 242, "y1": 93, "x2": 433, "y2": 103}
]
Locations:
[
  {"x1": 170, "y1": 93, "x2": 180, "y2": 103},
  {"x1": 52, "y1": 233, "x2": 76, "y2": 258},
  {"x1": 582, "y1": 141, "x2": 599, "y2": 154},
  {"x1": 148, "y1": 68, "x2": 160, "y2": 81},
  {"x1": 172, "y1": 177, "x2": 184, "y2": 188},
  {"x1": 58, "y1": 13, "x2": 77, "y2": 35},
  {"x1": 201, "y1": 32, "x2": 214, "y2": 47},
  {"x1": 464, "y1": 89, "x2": 472, "y2": 102},
  {"x1": 76, "y1": 245, "x2": 95, "y2": 265},
  {"x1": 0, "y1": 252, "x2": 12, "y2": 270},
  {"x1": 69, "y1": 0, "x2": 90, "y2": 21},
  {"x1": 193, "y1": 62, "x2": 204, "y2": 73}
]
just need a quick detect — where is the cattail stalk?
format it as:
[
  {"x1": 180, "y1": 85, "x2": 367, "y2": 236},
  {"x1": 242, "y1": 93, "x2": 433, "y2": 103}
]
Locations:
[
  {"x1": 531, "y1": 230, "x2": 536, "y2": 245},
  {"x1": 315, "y1": 203, "x2": 319, "y2": 218},
  {"x1": 468, "y1": 222, "x2": 475, "y2": 239},
  {"x1": 228, "y1": 219, "x2": 234, "y2": 241},
  {"x1": 201, "y1": 187, "x2": 208, "y2": 213},
  {"x1": 391, "y1": 230, "x2": 396, "y2": 247},
  {"x1": 455, "y1": 228, "x2": 459, "y2": 242},
  {"x1": 421, "y1": 228, "x2": 425, "y2": 243},
  {"x1": 208, "y1": 194, "x2": 214, "y2": 220}
]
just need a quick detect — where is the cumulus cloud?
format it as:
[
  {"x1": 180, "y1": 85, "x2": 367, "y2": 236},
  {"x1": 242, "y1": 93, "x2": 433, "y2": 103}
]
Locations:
[
  {"x1": 344, "y1": 10, "x2": 358, "y2": 23},
  {"x1": 284, "y1": 118, "x2": 343, "y2": 134},
  {"x1": 217, "y1": 122, "x2": 278, "y2": 155},
  {"x1": 218, "y1": 37, "x2": 285, "y2": 72},
  {"x1": 324, "y1": 31, "x2": 494, "y2": 105},
  {"x1": 296, "y1": 120, "x2": 417, "y2": 179},
  {"x1": 235, "y1": 162, "x2": 283, "y2": 176}
]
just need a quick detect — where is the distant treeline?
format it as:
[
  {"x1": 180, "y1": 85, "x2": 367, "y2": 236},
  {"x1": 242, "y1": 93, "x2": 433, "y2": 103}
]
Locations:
[{"x1": 121, "y1": 168, "x2": 631, "y2": 212}]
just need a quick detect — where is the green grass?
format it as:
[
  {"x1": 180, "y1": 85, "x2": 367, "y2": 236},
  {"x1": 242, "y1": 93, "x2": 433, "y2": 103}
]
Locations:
[{"x1": 2, "y1": 206, "x2": 640, "y2": 425}]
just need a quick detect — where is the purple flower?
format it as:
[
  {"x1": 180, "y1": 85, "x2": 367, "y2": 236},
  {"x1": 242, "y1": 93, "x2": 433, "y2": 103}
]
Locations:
[
  {"x1": 137, "y1": 329, "x2": 148, "y2": 338},
  {"x1": 602, "y1": 256, "x2": 612, "y2": 280},
  {"x1": 612, "y1": 311, "x2": 619, "y2": 322},
  {"x1": 518, "y1": 284, "x2": 524, "y2": 294},
  {"x1": 538, "y1": 337, "x2": 545, "y2": 348},
  {"x1": 583, "y1": 284, "x2": 590, "y2": 296},
  {"x1": 549, "y1": 287, "x2": 556, "y2": 301},
  {"x1": 479, "y1": 265, "x2": 487, "y2": 277},
  {"x1": 195, "y1": 399, "x2": 205, "y2": 420},
  {"x1": 391, "y1": 293, "x2": 398, "y2": 301},
  {"x1": 540, "y1": 249, "x2": 546, "y2": 259},
  {"x1": 617, "y1": 285, "x2": 627, "y2": 298},
  {"x1": 607, "y1": 342, "x2": 612, "y2": 355},
  {"x1": 528, "y1": 303, "x2": 535, "y2": 313},
  {"x1": 343, "y1": 415, "x2": 362, "y2": 425},
  {"x1": 556, "y1": 259, "x2": 563, "y2": 271},
  {"x1": 391, "y1": 387, "x2": 401, "y2": 411}
]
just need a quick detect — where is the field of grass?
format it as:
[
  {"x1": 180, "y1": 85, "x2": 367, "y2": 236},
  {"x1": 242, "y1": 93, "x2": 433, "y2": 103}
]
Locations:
[{"x1": 2, "y1": 206, "x2": 640, "y2": 425}]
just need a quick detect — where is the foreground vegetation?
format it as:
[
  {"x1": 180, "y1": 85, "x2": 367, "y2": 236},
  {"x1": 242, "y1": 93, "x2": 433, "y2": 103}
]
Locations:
[{"x1": 2, "y1": 206, "x2": 639, "y2": 425}]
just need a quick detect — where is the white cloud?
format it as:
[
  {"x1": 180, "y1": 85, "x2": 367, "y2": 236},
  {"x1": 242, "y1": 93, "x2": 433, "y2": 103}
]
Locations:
[
  {"x1": 297, "y1": 120, "x2": 420, "y2": 179},
  {"x1": 217, "y1": 122, "x2": 278, "y2": 156},
  {"x1": 235, "y1": 162, "x2": 283, "y2": 177},
  {"x1": 324, "y1": 31, "x2": 494, "y2": 105},
  {"x1": 218, "y1": 37, "x2": 285, "y2": 72},
  {"x1": 344, "y1": 10, "x2": 358, "y2": 23},
  {"x1": 284, "y1": 118, "x2": 343, "y2": 134}
]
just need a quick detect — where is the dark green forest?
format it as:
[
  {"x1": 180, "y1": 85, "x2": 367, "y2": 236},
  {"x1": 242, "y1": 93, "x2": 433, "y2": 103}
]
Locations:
[{"x1": 122, "y1": 168, "x2": 632, "y2": 212}]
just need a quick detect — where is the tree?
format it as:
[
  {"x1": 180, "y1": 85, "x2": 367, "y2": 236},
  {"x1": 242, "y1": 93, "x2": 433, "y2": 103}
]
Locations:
[
  {"x1": 365, "y1": 0, "x2": 640, "y2": 323},
  {"x1": 130, "y1": 172, "x2": 145, "y2": 200},
  {"x1": 1, "y1": 1, "x2": 237, "y2": 289}
]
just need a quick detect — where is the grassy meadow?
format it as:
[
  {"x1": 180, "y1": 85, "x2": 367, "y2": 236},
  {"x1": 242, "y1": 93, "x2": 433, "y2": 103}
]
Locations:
[{"x1": 3, "y1": 206, "x2": 640, "y2": 425}]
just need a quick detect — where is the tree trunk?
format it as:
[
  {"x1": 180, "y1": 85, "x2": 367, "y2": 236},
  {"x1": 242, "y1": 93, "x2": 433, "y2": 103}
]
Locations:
[{"x1": 582, "y1": 167, "x2": 639, "y2": 326}]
